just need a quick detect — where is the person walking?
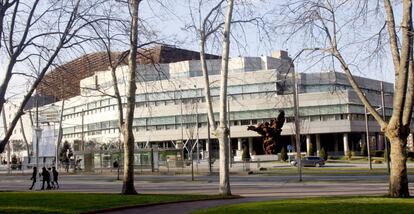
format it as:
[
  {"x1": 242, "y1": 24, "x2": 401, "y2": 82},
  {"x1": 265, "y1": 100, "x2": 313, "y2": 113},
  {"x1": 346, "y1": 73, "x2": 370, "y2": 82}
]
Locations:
[
  {"x1": 48, "y1": 167, "x2": 55, "y2": 189},
  {"x1": 29, "y1": 167, "x2": 37, "y2": 190},
  {"x1": 52, "y1": 167, "x2": 59, "y2": 189},
  {"x1": 40, "y1": 167, "x2": 51, "y2": 190}
]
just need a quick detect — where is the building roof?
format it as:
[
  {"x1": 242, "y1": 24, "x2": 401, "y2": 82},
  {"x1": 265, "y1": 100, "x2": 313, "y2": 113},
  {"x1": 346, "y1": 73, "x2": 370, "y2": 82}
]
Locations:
[{"x1": 37, "y1": 45, "x2": 220, "y2": 101}]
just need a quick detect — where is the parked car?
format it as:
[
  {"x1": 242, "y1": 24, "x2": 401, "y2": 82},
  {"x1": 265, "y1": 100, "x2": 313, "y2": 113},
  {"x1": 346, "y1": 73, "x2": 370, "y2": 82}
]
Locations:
[{"x1": 290, "y1": 156, "x2": 325, "y2": 167}]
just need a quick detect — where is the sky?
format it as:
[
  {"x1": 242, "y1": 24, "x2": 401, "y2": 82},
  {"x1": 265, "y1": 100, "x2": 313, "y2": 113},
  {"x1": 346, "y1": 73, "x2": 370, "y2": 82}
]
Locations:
[
  {"x1": 140, "y1": 0, "x2": 397, "y2": 83},
  {"x1": 0, "y1": 0, "x2": 402, "y2": 101}
]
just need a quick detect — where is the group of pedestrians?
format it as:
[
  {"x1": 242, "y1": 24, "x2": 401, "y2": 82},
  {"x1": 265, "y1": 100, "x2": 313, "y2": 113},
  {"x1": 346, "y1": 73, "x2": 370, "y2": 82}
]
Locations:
[{"x1": 29, "y1": 166, "x2": 59, "y2": 190}]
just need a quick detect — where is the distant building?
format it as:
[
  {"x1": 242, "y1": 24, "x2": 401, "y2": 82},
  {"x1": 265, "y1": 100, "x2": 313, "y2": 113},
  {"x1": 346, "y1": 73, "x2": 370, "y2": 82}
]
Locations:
[{"x1": 4, "y1": 47, "x2": 414, "y2": 169}]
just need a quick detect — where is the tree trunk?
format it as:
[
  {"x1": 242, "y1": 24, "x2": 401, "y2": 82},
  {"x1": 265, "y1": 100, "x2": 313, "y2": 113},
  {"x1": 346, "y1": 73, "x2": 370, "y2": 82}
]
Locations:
[
  {"x1": 121, "y1": 0, "x2": 140, "y2": 195},
  {"x1": 55, "y1": 100, "x2": 65, "y2": 168},
  {"x1": 388, "y1": 135, "x2": 410, "y2": 197},
  {"x1": 200, "y1": 37, "x2": 216, "y2": 131},
  {"x1": 122, "y1": 126, "x2": 136, "y2": 194},
  {"x1": 217, "y1": 128, "x2": 231, "y2": 195},
  {"x1": 217, "y1": 0, "x2": 234, "y2": 196},
  {"x1": 19, "y1": 118, "x2": 30, "y2": 164}
]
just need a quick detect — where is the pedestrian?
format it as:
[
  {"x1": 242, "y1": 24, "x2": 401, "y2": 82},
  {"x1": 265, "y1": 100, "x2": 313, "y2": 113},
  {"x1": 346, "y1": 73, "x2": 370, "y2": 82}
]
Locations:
[
  {"x1": 29, "y1": 167, "x2": 37, "y2": 190},
  {"x1": 18, "y1": 161, "x2": 22, "y2": 170},
  {"x1": 52, "y1": 167, "x2": 59, "y2": 189},
  {"x1": 48, "y1": 167, "x2": 55, "y2": 189},
  {"x1": 40, "y1": 167, "x2": 51, "y2": 190}
]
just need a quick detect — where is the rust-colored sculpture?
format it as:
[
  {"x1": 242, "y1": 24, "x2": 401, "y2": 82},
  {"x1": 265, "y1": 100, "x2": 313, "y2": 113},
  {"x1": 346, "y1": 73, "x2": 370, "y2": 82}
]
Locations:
[{"x1": 247, "y1": 110, "x2": 285, "y2": 155}]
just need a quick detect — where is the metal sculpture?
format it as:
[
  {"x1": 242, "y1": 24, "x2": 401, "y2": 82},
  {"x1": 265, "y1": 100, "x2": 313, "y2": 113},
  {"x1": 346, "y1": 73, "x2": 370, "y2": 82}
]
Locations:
[{"x1": 247, "y1": 110, "x2": 285, "y2": 155}]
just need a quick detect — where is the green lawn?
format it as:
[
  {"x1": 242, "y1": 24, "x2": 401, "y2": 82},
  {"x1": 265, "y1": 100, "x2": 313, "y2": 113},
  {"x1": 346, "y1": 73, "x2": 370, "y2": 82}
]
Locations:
[
  {"x1": 0, "y1": 192, "x2": 221, "y2": 213},
  {"x1": 192, "y1": 197, "x2": 414, "y2": 214}
]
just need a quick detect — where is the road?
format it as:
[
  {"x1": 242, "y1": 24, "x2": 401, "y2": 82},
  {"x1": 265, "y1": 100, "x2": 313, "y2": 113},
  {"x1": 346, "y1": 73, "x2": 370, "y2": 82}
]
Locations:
[
  {"x1": 1, "y1": 172, "x2": 414, "y2": 196},
  {"x1": 1, "y1": 163, "x2": 414, "y2": 213}
]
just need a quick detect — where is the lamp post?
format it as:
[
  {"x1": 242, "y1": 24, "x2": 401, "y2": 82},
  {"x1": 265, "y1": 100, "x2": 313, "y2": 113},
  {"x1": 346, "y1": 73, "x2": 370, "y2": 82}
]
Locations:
[
  {"x1": 179, "y1": 85, "x2": 184, "y2": 158},
  {"x1": 227, "y1": 96, "x2": 232, "y2": 168},
  {"x1": 34, "y1": 127, "x2": 42, "y2": 176},
  {"x1": 380, "y1": 81, "x2": 390, "y2": 174},
  {"x1": 207, "y1": 119, "x2": 212, "y2": 174},
  {"x1": 364, "y1": 106, "x2": 372, "y2": 170},
  {"x1": 364, "y1": 104, "x2": 384, "y2": 170},
  {"x1": 34, "y1": 93, "x2": 43, "y2": 190},
  {"x1": 292, "y1": 62, "x2": 302, "y2": 182}
]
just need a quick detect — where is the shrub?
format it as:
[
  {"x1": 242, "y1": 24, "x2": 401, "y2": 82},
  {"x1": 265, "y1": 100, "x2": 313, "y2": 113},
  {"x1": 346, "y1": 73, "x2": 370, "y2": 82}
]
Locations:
[
  {"x1": 60, "y1": 141, "x2": 73, "y2": 162},
  {"x1": 375, "y1": 151, "x2": 384, "y2": 157},
  {"x1": 346, "y1": 151, "x2": 352, "y2": 160},
  {"x1": 308, "y1": 143, "x2": 314, "y2": 156},
  {"x1": 11, "y1": 154, "x2": 18, "y2": 165},
  {"x1": 280, "y1": 147, "x2": 288, "y2": 162},
  {"x1": 407, "y1": 151, "x2": 414, "y2": 159},
  {"x1": 242, "y1": 145, "x2": 251, "y2": 161},
  {"x1": 351, "y1": 151, "x2": 357, "y2": 157},
  {"x1": 361, "y1": 142, "x2": 368, "y2": 156},
  {"x1": 320, "y1": 147, "x2": 328, "y2": 161}
]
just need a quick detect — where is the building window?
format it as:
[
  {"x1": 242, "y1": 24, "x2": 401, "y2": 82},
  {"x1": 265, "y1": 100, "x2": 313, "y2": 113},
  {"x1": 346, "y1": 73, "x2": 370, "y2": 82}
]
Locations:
[{"x1": 241, "y1": 120, "x2": 250, "y2": 125}]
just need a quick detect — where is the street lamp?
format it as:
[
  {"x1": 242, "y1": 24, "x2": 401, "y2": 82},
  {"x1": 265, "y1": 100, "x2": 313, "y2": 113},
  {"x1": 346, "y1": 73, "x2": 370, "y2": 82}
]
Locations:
[
  {"x1": 34, "y1": 127, "x2": 42, "y2": 190},
  {"x1": 364, "y1": 106, "x2": 372, "y2": 170},
  {"x1": 292, "y1": 67, "x2": 302, "y2": 182},
  {"x1": 178, "y1": 85, "x2": 184, "y2": 156},
  {"x1": 364, "y1": 105, "x2": 383, "y2": 170},
  {"x1": 380, "y1": 81, "x2": 390, "y2": 174}
]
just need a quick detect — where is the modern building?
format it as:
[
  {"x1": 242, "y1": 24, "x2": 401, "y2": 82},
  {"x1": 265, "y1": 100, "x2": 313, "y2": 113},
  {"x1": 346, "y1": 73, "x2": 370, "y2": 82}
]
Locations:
[
  {"x1": 2, "y1": 47, "x2": 414, "y2": 168},
  {"x1": 37, "y1": 45, "x2": 220, "y2": 100}
]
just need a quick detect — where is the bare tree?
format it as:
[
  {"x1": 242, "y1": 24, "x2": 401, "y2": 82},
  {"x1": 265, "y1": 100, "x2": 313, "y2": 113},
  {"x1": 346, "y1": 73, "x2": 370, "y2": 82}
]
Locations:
[
  {"x1": 281, "y1": 0, "x2": 413, "y2": 197},
  {"x1": 0, "y1": 0, "x2": 107, "y2": 154},
  {"x1": 19, "y1": 117, "x2": 30, "y2": 163},
  {"x1": 184, "y1": 0, "x2": 271, "y2": 196},
  {"x1": 84, "y1": 0, "x2": 169, "y2": 194},
  {"x1": 120, "y1": 0, "x2": 142, "y2": 195},
  {"x1": 215, "y1": 0, "x2": 234, "y2": 196}
]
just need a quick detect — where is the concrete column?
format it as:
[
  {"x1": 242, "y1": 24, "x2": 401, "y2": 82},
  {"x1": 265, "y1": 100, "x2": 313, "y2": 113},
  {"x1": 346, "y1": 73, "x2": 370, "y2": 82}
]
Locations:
[
  {"x1": 236, "y1": 138, "x2": 243, "y2": 160},
  {"x1": 206, "y1": 140, "x2": 209, "y2": 152},
  {"x1": 248, "y1": 137, "x2": 253, "y2": 155},
  {"x1": 343, "y1": 133, "x2": 349, "y2": 155},
  {"x1": 316, "y1": 134, "x2": 321, "y2": 156},
  {"x1": 378, "y1": 134, "x2": 384, "y2": 150},
  {"x1": 306, "y1": 134, "x2": 312, "y2": 156},
  {"x1": 237, "y1": 138, "x2": 243, "y2": 151},
  {"x1": 376, "y1": 133, "x2": 381, "y2": 150}
]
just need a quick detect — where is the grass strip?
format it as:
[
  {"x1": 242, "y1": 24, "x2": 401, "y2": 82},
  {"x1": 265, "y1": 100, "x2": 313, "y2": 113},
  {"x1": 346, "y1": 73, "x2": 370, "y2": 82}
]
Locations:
[
  {"x1": 0, "y1": 192, "x2": 223, "y2": 214},
  {"x1": 192, "y1": 196, "x2": 414, "y2": 214}
]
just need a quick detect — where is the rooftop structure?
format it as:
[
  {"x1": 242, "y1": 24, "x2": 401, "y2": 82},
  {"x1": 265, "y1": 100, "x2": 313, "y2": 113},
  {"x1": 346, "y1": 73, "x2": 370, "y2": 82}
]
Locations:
[{"x1": 37, "y1": 45, "x2": 220, "y2": 101}]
